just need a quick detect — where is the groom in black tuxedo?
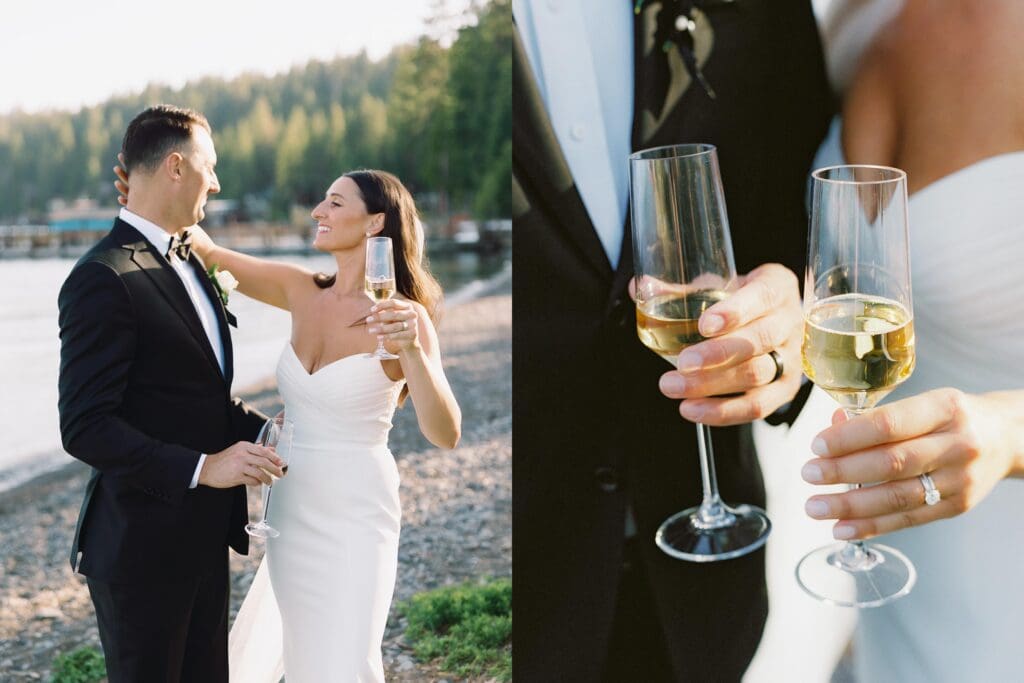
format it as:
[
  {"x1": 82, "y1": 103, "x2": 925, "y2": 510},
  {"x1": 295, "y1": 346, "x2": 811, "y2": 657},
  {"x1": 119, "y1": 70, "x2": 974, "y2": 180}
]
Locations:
[
  {"x1": 58, "y1": 105, "x2": 284, "y2": 683},
  {"x1": 513, "y1": 1, "x2": 832, "y2": 680}
]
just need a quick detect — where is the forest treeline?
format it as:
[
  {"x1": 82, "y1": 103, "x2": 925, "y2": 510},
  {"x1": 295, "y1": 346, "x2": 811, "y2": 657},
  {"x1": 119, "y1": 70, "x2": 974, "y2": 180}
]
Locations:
[{"x1": 0, "y1": 0, "x2": 510, "y2": 223}]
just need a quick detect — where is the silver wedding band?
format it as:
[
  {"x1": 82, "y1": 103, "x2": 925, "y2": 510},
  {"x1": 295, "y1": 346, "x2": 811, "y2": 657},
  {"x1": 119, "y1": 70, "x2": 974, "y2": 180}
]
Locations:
[
  {"x1": 919, "y1": 472, "x2": 941, "y2": 506},
  {"x1": 767, "y1": 349, "x2": 784, "y2": 384}
]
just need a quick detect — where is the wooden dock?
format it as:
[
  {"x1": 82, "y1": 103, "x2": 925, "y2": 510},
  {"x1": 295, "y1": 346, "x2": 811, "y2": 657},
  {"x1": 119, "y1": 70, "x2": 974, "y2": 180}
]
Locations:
[{"x1": 0, "y1": 222, "x2": 509, "y2": 260}]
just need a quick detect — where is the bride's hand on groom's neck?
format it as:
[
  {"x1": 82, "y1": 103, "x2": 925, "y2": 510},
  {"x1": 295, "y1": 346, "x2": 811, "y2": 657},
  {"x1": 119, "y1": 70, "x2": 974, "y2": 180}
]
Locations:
[{"x1": 114, "y1": 153, "x2": 129, "y2": 206}]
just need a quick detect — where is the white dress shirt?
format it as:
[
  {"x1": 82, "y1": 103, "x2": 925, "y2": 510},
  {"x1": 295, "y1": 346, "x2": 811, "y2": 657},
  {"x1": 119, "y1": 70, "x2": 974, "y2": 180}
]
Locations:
[
  {"x1": 119, "y1": 207, "x2": 224, "y2": 488},
  {"x1": 513, "y1": 0, "x2": 633, "y2": 268}
]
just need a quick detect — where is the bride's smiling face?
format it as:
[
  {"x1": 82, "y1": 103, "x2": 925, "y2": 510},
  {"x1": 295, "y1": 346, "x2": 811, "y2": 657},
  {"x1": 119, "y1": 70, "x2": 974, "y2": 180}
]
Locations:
[{"x1": 310, "y1": 176, "x2": 383, "y2": 252}]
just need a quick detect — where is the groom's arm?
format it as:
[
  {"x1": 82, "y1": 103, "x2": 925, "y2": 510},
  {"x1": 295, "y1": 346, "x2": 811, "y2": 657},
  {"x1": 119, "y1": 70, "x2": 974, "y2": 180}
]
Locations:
[{"x1": 58, "y1": 260, "x2": 199, "y2": 505}]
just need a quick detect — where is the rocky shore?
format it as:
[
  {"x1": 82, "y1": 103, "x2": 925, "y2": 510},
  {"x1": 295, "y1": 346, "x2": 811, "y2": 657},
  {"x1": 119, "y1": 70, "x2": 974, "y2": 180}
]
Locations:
[{"x1": 0, "y1": 268, "x2": 511, "y2": 682}]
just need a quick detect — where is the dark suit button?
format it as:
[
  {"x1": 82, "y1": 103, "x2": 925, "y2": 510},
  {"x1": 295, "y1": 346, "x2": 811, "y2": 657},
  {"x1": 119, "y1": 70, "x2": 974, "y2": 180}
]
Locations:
[{"x1": 593, "y1": 467, "x2": 619, "y2": 493}]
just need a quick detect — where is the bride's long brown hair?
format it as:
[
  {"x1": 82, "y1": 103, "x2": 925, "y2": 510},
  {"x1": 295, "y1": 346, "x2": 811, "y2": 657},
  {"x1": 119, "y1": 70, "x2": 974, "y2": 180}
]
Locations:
[{"x1": 313, "y1": 170, "x2": 443, "y2": 400}]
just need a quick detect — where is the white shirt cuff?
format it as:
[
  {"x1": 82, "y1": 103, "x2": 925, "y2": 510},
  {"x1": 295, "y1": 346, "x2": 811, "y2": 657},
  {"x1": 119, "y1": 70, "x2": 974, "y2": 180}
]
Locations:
[{"x1": 189, "y1": 453, "x2": 208, "y2": 489}]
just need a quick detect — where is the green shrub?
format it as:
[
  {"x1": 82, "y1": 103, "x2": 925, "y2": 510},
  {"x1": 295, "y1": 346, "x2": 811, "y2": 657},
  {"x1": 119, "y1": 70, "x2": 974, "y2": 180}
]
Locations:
[
  {"x1": 400, "y1": 578, "x2": 512, "y2": 681},
  {"x1": 50, "y1": 646, "x2": 106, "y2": 683}
]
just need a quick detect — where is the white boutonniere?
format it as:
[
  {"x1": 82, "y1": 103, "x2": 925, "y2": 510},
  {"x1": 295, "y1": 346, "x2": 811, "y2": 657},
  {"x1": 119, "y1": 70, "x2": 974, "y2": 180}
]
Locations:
[{"x1": 207, "y1": 265, "x2": 239, "y2": 327}]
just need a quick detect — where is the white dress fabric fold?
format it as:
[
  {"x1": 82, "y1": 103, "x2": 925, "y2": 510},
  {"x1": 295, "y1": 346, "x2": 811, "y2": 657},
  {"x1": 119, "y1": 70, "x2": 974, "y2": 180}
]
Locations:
[
  {"x1": 228, "y1": 558, "x2": 285, "y2": 682},
  {"x1": 854, "y1": 151, "x2": 1024, "y2": 682},
  {"x1": 230, "y1": 345, "x2": 404, "y2": 682}
]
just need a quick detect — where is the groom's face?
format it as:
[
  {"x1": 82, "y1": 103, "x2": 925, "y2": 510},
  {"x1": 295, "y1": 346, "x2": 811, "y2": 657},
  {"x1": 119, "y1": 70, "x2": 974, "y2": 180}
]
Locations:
[{"x1": 177, "y1": 126, "x2": 221, "y2": 226}]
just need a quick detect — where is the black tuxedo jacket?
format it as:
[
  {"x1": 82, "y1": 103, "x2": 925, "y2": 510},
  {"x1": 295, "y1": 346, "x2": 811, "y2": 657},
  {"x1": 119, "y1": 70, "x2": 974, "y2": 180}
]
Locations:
[
  {"x1": 58, "y1": 218, "x2": 267, "y2": 583},
  {"x1": 513, "y1": 2, "x2": 832, "y2": 680}
]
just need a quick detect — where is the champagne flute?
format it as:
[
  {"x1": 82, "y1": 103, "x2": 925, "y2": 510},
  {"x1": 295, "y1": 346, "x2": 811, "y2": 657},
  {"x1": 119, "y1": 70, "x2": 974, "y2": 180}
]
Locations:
[
  {"x1": 629, "y1": 143, "x2": 771, "y2": 562},
  {"x1": 364, "y1": 236, "x2": 399, "y2": 360},
  {"x1": 245, "y1": 416, "x2": 294, "y2": 539},
  {"x1": 796, "y1": 164, "x2": 917, "y2": 607}
]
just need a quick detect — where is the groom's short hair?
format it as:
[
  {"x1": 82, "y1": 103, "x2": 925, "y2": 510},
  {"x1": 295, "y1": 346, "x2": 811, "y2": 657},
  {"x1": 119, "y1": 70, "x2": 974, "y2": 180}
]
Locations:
[{"x1": 121, "y1": 105, "x2": 211, "y2": 174}]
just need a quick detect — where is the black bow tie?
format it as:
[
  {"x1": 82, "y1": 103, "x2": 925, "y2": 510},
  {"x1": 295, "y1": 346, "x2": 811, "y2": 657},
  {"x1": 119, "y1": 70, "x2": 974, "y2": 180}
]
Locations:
[{"x1": 167, "y1": 230, "x2": 193, "y2": 261}]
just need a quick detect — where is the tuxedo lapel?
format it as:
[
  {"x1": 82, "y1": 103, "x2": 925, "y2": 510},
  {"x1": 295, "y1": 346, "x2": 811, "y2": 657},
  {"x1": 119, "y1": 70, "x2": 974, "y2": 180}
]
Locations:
[
  {"x1": 111, "y1": 219, "x2": 226, "y2": 383},
  {"x1": 190, "y1": 254, "x2": 235, "y2": 386},
  {"x1": 513, "y1": 24, "x2": 613, "y2": 282},
  {"x1": 608, "y1": 214, "x2": 635, "y2": 310}
]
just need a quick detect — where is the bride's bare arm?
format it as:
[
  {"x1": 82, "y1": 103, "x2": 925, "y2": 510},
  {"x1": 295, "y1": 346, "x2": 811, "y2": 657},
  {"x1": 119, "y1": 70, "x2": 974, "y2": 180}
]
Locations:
[
  {"x1": 367, "y1": 299, "x2": 461, "y2": 449},
  {"x1": 190, "y1": 226, "x2": 312, "y2": 312}
]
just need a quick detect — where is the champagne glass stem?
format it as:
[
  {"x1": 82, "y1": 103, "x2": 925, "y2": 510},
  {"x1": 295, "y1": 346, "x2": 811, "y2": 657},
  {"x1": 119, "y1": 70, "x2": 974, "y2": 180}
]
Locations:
[
  {"x1": 260, "y1": 483, "x2": 274, "y2": 525},
  {"x1": 831, "y1": 408, "x2": 878, "y2": 570},
  {"x1": 693, "y1": 423, "x2": 734, "y2": 527}
]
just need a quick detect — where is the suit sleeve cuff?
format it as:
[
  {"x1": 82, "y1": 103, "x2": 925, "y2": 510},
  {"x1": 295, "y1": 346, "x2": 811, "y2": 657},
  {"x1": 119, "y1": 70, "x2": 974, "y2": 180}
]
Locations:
[
  {"x1": 764, "y1": 377, "x2": 814, "y2": 427},
  {"x1": 189, "y1": 453, "x2": 208, "y2": 489}
]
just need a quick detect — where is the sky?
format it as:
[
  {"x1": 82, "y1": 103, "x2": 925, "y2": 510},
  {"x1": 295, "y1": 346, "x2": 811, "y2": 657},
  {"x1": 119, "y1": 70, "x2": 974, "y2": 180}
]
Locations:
[{"x1": 0, "y1": 0, "x2": 471, "y2": 115}]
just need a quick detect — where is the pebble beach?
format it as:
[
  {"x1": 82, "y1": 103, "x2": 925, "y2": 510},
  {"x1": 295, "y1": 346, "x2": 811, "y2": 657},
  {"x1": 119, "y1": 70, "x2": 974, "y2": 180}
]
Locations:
[{"x1": 0, "y1": 267, "x2": 511, "y2": 682}]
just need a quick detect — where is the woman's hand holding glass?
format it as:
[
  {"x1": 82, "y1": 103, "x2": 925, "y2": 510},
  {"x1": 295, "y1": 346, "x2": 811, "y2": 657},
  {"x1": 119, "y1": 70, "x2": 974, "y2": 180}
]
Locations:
[
  {"x1": 656, "y1": 262, "x2": 804, "y2": 424},
  {"x1": 802, "y1": 388, "x2": 1024, "y2": 540},
  {"x1": 365, "y1": 299, "x2": 421, "y2": 355}
]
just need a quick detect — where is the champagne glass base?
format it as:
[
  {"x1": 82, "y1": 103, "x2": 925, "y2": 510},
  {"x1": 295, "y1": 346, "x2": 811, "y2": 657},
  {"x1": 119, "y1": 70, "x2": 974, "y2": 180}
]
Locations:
[
  {"x1": 655, "y1": 504, "x2": 771, "y2": 563},
  {"x1": 795, "y1": 542, "x2": 916, "y2": 608},
  {"x1": 365, "y1": 350, "x2": 399, "y2": 360},
  {"x1": 245, "y1": 522, "x2": 280, "y2": 539}
]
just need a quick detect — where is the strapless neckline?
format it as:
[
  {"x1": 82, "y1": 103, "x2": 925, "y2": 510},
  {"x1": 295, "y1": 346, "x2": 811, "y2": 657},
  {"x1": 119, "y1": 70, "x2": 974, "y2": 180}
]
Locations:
[{"x1": 286, "y1": 342, "x2": 393, "y2": 380}]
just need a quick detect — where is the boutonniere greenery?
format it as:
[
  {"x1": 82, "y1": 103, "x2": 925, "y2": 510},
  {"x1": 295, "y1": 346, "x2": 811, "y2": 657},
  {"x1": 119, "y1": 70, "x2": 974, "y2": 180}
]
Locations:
[{"x1": 207, "y1": 265, "x2": 239, "y2": 327}]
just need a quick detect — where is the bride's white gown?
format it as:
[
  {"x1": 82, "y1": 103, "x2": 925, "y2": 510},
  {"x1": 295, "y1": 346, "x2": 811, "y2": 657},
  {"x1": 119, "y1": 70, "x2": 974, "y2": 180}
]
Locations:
[
  {"x1": 229, "y1": 344, "x2": 405, "y2": 683},
  {"x1": 759, "y1": 115, "x2": 1024, "y2": 682},
  {"x1": 851, "y1": 151, "x2": 1024, "y2": 682}
]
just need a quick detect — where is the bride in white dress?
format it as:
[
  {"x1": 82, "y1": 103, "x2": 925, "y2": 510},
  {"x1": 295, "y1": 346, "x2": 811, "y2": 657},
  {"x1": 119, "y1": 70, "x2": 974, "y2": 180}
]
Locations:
[
  {"x1": 794, "y1": 2, "x2": 1024, "y2": 680},
  {"x1": 181, "y1": 169, "x2": 460, "y2": 682}
]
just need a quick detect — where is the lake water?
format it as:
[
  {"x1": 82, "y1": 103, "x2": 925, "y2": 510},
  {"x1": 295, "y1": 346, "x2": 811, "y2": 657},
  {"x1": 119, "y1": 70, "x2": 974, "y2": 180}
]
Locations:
[{"x1": 0, "y1": 248, "x2": 508, "y2": 492}]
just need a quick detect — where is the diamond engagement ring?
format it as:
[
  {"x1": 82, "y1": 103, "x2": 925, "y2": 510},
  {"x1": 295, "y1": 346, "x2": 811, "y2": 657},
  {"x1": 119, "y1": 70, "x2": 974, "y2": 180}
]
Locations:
[
  {"x1": 919, "y1": 473, "x2": 941, "y2": 506},
  {"x1": 402, "y1": 320, "x2": 408, "y2": 331}
]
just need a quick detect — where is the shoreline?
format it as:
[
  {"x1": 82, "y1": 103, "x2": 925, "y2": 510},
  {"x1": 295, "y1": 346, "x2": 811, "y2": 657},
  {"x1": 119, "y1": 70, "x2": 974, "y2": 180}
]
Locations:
[
  {"x1": 0, "y1": 262, "x2": 510, "y2": 500},
  {"x1": 0, "y1": 267, "x2": 510, "y2": 681}
]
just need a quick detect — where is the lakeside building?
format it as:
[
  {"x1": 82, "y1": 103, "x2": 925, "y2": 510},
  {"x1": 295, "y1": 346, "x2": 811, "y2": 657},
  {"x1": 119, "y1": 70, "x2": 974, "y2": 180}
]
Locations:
[{"x1": 1, "y1": 197, "x2": 509, "y2": 258}]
